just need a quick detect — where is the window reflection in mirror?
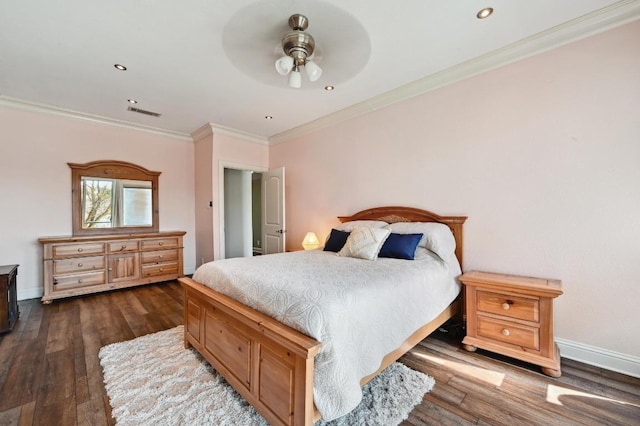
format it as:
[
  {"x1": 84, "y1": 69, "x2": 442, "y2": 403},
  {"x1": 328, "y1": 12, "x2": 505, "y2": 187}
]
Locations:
[{"x1": 81, "y1": 177, "x2": 152, "y2": 229}]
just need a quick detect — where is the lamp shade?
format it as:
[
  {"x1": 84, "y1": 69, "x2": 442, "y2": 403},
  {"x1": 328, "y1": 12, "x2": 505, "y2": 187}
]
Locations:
[
  {"x1": 288, "y1": 69, "x2": 302, "y2": 88},
  {"x1": 302, "y1": 232, "x2": 320, "y2": 250},
  {"x1": 275, "y1": 55, "x2": 294, "y2": 75},
  {"x1": 304, "y1": 60, "x2": 322, "y2": 82}
]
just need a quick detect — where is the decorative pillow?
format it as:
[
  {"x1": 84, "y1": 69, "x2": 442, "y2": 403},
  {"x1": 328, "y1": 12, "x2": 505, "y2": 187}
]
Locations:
[
  {"x1": 334, "y1": 220, "x2": 389, "y2": 232},
  {"x1": 337, "y1": 227, "x2": 390, "y2": 260},
  {"x1": 323, "y1": 229, "x2": 351, "y2": 252},
  {"x1": 384, "y1": 222, "x2": 456, "y2": 261},
  {"x1": 378, "y1": 233, "x2": 423, "y2": 260}
]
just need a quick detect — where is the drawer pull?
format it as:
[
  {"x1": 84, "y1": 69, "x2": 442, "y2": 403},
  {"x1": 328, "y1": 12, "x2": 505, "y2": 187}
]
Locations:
[
  {"x1": 502, "y1": 300, "x2": 514, "y2": 310},
  {"x1": 502, "y1": 328, "x2": 510, "y2": 336},
  {"x1": 159, "y1": 242, "x2": 164, "y2": 246},
  {"x1": 78, "y1": 279, "x2": 83, "y2": 284},
  {"x1": 121, "y1": 245, "x2": 127, "y2": 250},
  {"x1": 78, "y1": 263, "x2": 83, "y2": 267},
  {"x1": 77, "y1": 248, "x2": 83, "y2": 252},
  {"x1": 159, "y1": 268, "x2": 164, "y2": 272},
  {"x1": 159, "y1": 255, "x2": 163, "y2": 259}
]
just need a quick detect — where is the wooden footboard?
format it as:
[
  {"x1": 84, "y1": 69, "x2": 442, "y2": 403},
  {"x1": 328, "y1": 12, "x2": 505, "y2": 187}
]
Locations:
[
  {"x1": 180, "y1": 277, "x2": 460, "y2": 425},
  {"x1": 180, "y1": 277, "x2": 322, "y2": 426}
]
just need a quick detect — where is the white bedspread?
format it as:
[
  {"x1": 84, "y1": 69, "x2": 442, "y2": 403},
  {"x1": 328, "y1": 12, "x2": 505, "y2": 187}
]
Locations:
[{"x1": 192, "y1": 250, "x2": 461, "y2": 421}]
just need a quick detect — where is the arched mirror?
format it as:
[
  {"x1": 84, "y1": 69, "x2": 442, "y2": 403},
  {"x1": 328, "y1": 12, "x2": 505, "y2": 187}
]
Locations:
[{"x1": 69, "y1": 160, "x2": 160, "y2": 235}]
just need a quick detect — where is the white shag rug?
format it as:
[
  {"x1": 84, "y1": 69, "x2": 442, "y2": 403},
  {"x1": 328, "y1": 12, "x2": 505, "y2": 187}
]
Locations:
[{"x1": 99, "y1": 326, "x2": 434, "y2": 426}]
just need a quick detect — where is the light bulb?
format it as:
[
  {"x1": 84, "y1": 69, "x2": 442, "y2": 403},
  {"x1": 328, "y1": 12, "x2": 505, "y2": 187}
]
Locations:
[
  {"x1": 275, "y1": 55, "x2": 294, "y2": 75},
  {"x1": 304, "y1": 60, "x2": 322, "y2": 82}
]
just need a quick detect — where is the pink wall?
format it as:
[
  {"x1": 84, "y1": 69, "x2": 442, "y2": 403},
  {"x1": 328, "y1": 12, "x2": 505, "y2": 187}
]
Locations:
[
  {"x1": 0, "y1": 106, "x2": 196, "y2": 299},
  {"x1": 270, "y1": 21, "x2": 640, "y2": 359}
]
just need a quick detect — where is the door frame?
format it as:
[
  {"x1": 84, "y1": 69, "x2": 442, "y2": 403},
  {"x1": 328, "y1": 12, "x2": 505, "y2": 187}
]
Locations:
[{"x1": 218, "y1": 161, "x2": 267, "y2": 260}]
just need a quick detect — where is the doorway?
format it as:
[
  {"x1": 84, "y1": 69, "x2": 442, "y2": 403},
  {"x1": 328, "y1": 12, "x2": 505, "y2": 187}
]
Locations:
[
  {"x1": 220, "y1": 166, "x2": 285, "y2": 259},
  {"x1": 223, "y1": 168, "x2": 261, "y2": 259}
]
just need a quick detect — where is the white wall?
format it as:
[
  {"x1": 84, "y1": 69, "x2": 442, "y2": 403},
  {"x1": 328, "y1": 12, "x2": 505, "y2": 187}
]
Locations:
[
  {"x1": 0, "y1": 105, "x2": 196, "y2": 300},
  {"x1": 223, "y1": 168, "x2": 252, "y2": 258},
  {"x1": 270, "y1": 20, "x2": 640, "y2": 370}
]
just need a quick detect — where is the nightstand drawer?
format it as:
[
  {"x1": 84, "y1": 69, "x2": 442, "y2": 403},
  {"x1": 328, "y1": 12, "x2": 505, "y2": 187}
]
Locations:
[
  {"x1": 477, "y1": 316, "x2": 539, "y2": 351},
  {"x1": 477, "y1": 290, "x2": 539, "y2": 322}
]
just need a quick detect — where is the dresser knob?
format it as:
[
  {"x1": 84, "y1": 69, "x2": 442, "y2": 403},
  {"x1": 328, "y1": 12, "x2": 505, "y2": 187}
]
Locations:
[
  {"x1": 502, "y1": 302, "x2": 510, "y2": 310},
  {"x1": 159, "y1": 268, "x2": 164, "y2": 272},
  {"x1": 78, "y1": 263, "x2": 83, "y2": 267},
  {"x1": 78, "y1": 279, "x2": 83, "y2": 284},
  {"x1": 121, "y1": 245, "x2": 127, "y2": 250},
  {"x1": 502, "y1": 329, "x2": 510, "y2": 336},
  {"x1": 77, "y1": 248, "x2": 83, "y2": 252},
  {"x1": 159, "y1": 242, "x2": 164, "y2": 246}
]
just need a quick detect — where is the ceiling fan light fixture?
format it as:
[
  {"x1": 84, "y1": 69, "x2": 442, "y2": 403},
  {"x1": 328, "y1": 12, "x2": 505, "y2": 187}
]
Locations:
[
  {"x1": 275, "y1": 14, "x2": 322, "y2": 88},
  {"x1": 275, "y1": 55, "x2": 294, "y2": 75},
  {"x1": 305, "y1": 60, "x2": 322, "y2": 82},
  {"x1": 288, "y1": 67, "x2": 302, "y2": 88}
]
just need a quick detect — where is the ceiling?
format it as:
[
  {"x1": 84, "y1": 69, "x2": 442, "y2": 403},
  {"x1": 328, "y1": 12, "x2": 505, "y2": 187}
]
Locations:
[{"x1": 0, "y1": 0, "x2": 636, "y2": 142}]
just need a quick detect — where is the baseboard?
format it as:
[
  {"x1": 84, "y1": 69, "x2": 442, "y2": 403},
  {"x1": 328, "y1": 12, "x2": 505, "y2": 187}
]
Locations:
[
  {"x1": 557, "y1": 338, "x2": 640, "y2": 379},
  {"x1": 17, "y1": 287, "x2": 44, "y2": 301}
]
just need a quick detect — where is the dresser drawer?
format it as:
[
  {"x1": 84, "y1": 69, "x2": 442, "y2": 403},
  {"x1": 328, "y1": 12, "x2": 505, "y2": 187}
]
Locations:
[
  {"x1": 477, "y1": 290, "x2": 539, "y2": 322},
  {"x1": 141, "y1": 238, "x2": 179, "y2": 251},
  {"x1": 477, "y1": 316, "x2": 540, "y2": 351},
  {"x1": 141, "y1": 249, "x2": 178, "y2": 265},
  {"x1": 54, "y1": 256, "x2": 105, "y2": 275},
  {"x1": 107, "y1": 241, "x2": 139, "y2": 253},
  {"x1": 142, "y1": 262, "x2": 178, "y2": 278},
  {"x1": 53, "y1": 243, "x2": 105, "y2": 258},
  {"x1": 53, "y1": 271, "x2": 106, "y2": 291}
]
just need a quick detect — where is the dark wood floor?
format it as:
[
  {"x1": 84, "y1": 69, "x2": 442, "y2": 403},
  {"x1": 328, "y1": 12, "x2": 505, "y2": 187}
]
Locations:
[{"x1": 1, "y1": 282, "x2": 638, "y2": 425}]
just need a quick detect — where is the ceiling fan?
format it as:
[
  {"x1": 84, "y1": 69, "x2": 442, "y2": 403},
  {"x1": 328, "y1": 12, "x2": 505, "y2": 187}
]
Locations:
[{"x1": 274, "y1": 14, "x2": 322, "y2": 88}]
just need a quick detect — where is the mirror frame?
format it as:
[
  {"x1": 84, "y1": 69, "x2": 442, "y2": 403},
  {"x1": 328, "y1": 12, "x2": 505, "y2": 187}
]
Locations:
[{"x1": 69, "y1": 160, "x2": 160, "y2": 236}]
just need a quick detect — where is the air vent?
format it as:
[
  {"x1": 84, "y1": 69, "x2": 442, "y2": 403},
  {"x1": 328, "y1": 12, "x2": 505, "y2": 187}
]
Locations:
[{"x1": 127, "y1": 106, "x2": 161, "y2": 117}]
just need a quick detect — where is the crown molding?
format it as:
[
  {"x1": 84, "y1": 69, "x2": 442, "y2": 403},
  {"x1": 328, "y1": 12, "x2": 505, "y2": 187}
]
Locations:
[
  {"x1": 190, "y1": 123, "x2": 214, "y2": 141},
  {"x1": 268, "y1": 0, "x2": 640, "y2": 145},
  {"x1": 190, "y1": 123, "x2": 268, "y2": 145},
  {"x1": 0, "y1": 95, "x2": 193, "y2": 141}
]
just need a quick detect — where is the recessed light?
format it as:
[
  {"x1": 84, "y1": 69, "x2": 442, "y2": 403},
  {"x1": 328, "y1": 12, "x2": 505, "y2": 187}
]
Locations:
[
  {"x1": 127, "y1": 99, "x2": 138, "y2": 104},
  {"x1": 476, "y1": 7, "x2": 494, "y2": 19},
  {"x1": 265, "y1": 116, "x2": 273, "y2": 120},
  {"x1": 114, "y1": 64, "x2": 127, "y2": 71},
  {"x1": 324, "y1": 85, "x2": 335, "y2": 91}
]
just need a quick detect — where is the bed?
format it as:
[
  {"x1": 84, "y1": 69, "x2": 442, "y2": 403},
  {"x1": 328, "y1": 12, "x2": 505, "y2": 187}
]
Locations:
[{"x1": 179, "y1": 206, "x2": 467, "y2": 425}]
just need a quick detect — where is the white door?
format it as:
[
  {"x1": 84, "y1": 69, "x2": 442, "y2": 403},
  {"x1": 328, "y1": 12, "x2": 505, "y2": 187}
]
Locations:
[{"x1": 262, "y1": 167, "x2": 285, "y2": 254}]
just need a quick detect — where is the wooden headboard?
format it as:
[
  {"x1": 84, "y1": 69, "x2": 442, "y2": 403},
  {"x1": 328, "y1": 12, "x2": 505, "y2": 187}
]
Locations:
[{"x1": 338, "y1": 206, "x2": 468, "y2": 268}]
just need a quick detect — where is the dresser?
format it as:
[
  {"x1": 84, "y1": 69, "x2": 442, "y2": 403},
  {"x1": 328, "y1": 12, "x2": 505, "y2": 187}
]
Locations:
[
  {"x1": 460, "y1": 271, "x2": 563, "y2": 377},
  {"x1": 0, "y1": 265, "x2": 19, "y2": 333},
  {"x1": 39, "y1": 231, "x2": 185, "y2": 303}
]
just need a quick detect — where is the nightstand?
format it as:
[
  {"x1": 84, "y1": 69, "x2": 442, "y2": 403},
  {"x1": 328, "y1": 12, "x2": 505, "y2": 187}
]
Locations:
[
  {"x1": 460, "y1": 271, "x2": 563, "y2": 377},
  {"x1": 0, "y1": 264, "x2": 19, "y2": 334}
]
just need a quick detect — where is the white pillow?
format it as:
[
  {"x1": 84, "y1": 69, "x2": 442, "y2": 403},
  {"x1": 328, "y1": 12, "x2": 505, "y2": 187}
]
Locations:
[
  {"x1": 334, "y1": 220, "x2": 389, "y2": 232},
  {"x1": 337, "y1": 227, "x2": 391, "y2": 260},
  {"x1": 385, "y1": 222, "x2": 456, "y2": 261}
]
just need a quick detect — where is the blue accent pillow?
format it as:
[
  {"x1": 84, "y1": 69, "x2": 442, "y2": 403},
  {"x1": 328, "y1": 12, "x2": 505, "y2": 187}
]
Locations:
[
  {"x1": 379, "y1": 233, "x2": 423, "y2": 260},
  {"x1": 323, "y1": 229, "x2": 351, "y2": 252}
]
